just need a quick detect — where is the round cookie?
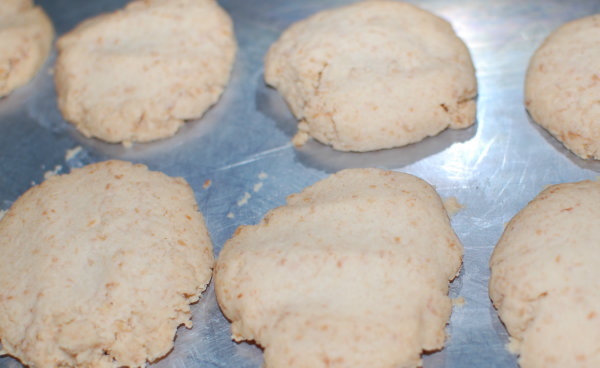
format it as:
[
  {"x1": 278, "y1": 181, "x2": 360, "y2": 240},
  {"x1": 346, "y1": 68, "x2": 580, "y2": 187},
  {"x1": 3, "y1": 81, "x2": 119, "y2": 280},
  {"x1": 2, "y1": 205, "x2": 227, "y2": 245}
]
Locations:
[
  {"x1": 525, "y1": 14, "x2": 600, "y2": 159},
  {"x1": 215, "y1": 168, "x2": 463, "y2": 368},
  {"x1": 489, "y1": 180, "x2": 600, "y2": 367},
  {"x1": 55, "y1": 0, "x2": 237, "y2": 144},
  {"x1": 0, "y1": 160, "x2": 214, "y2": 367},
  {"x1": 264, "y1": 1, "x2": 477, "y2": 152},
  {"x1": 0, "y1": 0, "x2": 54, "y2": 97}
]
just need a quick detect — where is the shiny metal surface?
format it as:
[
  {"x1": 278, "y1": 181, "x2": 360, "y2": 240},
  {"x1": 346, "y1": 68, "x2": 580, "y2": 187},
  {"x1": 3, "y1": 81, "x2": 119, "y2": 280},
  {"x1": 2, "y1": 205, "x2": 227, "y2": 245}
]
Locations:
[{"x1": 1, "y1": 0, "x2": 600, "y2": 367}]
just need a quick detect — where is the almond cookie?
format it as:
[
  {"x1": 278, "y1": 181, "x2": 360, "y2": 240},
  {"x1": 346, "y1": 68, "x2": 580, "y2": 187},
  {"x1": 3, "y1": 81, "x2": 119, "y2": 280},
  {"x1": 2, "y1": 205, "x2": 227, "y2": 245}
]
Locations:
[
  {"x1": 0, "y1": 0, "x2": 54, "y2": 97},
  {"x1": 215, "y1": 168, "x2": 463, "y2": 368},
  {"x1": 490, "y1": 180, "x2": 600, "y2": 367},
  {"x1": 55, "y1": 0, "x2": 236, "y2": 144},
  {"x1": 525, "y1": 14, "x2": 600, "y2": 159},
  {"x1": 264, "y1": 1, "x2": 477, "y2": 152},
  {"x1": 0, "y1": 160, "x2": 214, "y2": 367}
]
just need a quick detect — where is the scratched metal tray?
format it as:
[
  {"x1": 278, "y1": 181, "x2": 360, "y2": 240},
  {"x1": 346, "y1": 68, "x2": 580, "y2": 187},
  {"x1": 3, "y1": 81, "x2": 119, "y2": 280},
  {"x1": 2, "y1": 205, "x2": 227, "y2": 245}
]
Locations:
[{"x1": 2, "y1": 0, "x2": 600, "y2": 367}]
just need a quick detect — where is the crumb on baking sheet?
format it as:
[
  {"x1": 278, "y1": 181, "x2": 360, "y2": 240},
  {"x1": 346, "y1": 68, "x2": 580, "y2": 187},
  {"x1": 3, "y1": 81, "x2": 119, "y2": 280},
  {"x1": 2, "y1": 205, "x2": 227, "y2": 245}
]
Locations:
[
  {"x1": 227, "y1": 212, "x2": 235, "y2": 219},
  {"x1": 0, "y1": 209, "x2": 7, "y2": 220},
  {"x1": 292, "y1": 130, "x2": 309, "y2": 147},
  {"x1": 44, "y1": 165, "x2": 63, "y2": 180},
  {"x1": 237, "y1": 192, "x2": 251, "y2": 206},
  {"x1": 452, "y1": 296, "x2": 465, "y2": 307},
  {"x1": 444, "y1": 196, "x2": 464, "y2": 216},
  {"x1": 292, "y1": 122, "x2": 309, "y2": 147},
  {"x1": 253, "y1": 182, "x2": 263, "y2": 192},
  {"x1": 203, "y1": 179, "x2": 212, "y2": 189},
  {"x1": 65, "y1": 146, "x2": 82, "y2": 161},
  {"x1": 122, "y1": 140, "x2": 132, "y2": 148},
  {"x1": 258, "y1": 172, "x2": 268, "y2": 180}
]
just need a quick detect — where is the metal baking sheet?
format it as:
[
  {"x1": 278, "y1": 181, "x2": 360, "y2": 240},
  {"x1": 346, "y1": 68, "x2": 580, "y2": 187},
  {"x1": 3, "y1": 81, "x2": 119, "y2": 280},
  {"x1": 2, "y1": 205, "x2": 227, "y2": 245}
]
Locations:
[{"x1": 1, "y1": 0, "x2": 600, "y2": 367}]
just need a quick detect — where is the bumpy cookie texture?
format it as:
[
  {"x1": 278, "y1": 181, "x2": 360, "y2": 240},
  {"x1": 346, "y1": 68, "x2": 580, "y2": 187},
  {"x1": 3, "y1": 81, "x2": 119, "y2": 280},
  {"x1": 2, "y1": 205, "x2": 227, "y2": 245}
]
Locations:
[
  {"x1": 0, "y1": 160, "x2": 214, "y2": 368},
  {"x1": 55, "y1": 0, "x2": 236, "y2": 144},
  {"x1": 264, "y1": 1, "x2": 477, "y2": 152},
  {"x1": 525, "y1": 15, "x2": 600, "y2": 159},
  {"x1": 0, "y1": 0, "x2": 54, "y2": 97},
  {"x1": 215, "y1": 168, "x2": 463, "y2": 368},
  {"x1": 489, "y1": 180, "x2": 600, "y2": 368}
]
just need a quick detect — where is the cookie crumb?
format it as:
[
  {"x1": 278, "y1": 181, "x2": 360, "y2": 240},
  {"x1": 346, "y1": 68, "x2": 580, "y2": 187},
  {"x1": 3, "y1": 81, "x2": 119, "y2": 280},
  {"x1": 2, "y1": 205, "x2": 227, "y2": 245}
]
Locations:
[
  {"x1": 122, "y1": 140, "x2": 133, "y2": 148},
  {"x1": 65, "y1": 146, "x2": 82, "y2": 161},
  {"x1": 44, "y1": 165, "x2": 63, "y2": 180},
  {"x1": 227, "y1": 212, "x2": 235, "y2": 219},
  {"x1": 203, "y1": 179, "x2": 212, "y2": 189},
  {"x1": 443, "y1": 196, "x2": 463, "y2": 216},
  {"x1": 253, "y1": 182, "x2": 263, "y2": 192},
  {"x1": 258, "y1": 172, "x2": 268, "y2": 180},
  {"x1": 292, "y1": 130, "x2": 309, "y2": 147},
  {"x1": 452, "y1": 296, "x2": 465, "y2": 307},
  {"x1": 237, "y1": 192, "x2": 251, "y2": 207},
  {"x1": 0, "y1": 209, "x2": 7, "y2": 220}
]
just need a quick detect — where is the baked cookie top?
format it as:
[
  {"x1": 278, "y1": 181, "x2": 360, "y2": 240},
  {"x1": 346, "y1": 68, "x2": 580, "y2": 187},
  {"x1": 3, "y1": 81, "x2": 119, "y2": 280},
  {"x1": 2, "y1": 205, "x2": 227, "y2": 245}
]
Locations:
[
  {"x1": 0, "y1": 160, "x2": 214, "y2": 368},
  {"x1": 0, "y1": 0, "x2": 53, "y2": 97},
  {"x1": 55, "y1": 0, "x2": 237, "y2": 144},
  {"x1": 490, "y1": 180, "x2": 600, "y2": 367},
  {"x1": 215, "y1": 168, "x2": 463, "y2": 368},
  {"x1": 525, "y1": 14, "x2": 600, "y2": 159},
  {"x1": 264, "y1": 0, "x2": 477, "y2": 152}
]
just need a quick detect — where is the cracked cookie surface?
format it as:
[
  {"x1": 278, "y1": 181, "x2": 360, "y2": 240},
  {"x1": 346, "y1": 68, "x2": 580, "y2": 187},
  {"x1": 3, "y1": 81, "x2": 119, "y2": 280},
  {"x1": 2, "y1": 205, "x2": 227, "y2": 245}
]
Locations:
[
  {"x1": 215, "y1": 168, "x2": 463, "y2": 368},
  {"x1": 0, "y1": 0, "x2": 53, "y2": 97},
  {"x1": 490, "y1": 180, "x2": 600, "y2": 367},
  {"x1": 0, "y1": 160, "x2": 214, "y2": 368},
  {"x1": 264, "y1": 1, "x2": 477, "y2": 152},
  {"x1": 55, "y1": 0, "x2": 236, "y2": 144},
  {"x1": 525, "y1": 14, "x2": 600, "y2": 159}
]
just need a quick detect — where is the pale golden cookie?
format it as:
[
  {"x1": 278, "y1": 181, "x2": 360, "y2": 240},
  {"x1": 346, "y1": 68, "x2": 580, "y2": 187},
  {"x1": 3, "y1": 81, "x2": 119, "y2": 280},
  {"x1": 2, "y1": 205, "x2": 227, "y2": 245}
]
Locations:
[
  {"x1": 55, "y1": 0, "x2": 236, "y2": 144},
  {"x1": 215, "y1": 168, "x2": 463, "y2": 368},
  {"x1": 0, "y1": 0, "x2": 54, "y2": 97},
  {"x1": 490, "y1": 180, "x2": 600, "y2": 368},
  {"x1": 525, "y1": 14, "x2": 600, "y2": 159},
  {"x1": 264, "y1": 1, "x2": 477, "y2": 152},
  {"x1": 0, "y1": 160, "x2": 214, "y2": 368}
]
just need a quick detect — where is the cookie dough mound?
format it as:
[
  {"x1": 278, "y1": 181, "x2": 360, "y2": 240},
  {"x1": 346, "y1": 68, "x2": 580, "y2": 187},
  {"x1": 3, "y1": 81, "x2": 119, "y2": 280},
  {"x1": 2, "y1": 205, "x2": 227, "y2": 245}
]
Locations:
[
  {"x1": 0, "y1": 160, "x2": 214, "y2": 368},
  {"x1": 490, "y1": 180, "x2": 600, "y2": 367},
  {"x1": 0, "y1": 0, "x2": 54, "y2": 97},
  {"x1": 264, "y1": 1, "x2": 477, "y2": 152},
  {"x1": 525, "y1": 15, "x2": 600, "y2": 159},
  {"x1": 55, "y1": 0, "x2": 236, "y2": 144},
  {"x1": 215, "y1": 169, "x2": 463, "y2": 368}
]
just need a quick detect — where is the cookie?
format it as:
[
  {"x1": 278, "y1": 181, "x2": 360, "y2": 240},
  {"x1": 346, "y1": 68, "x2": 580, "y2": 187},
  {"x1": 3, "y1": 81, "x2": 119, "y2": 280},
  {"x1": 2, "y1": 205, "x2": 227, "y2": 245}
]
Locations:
[
  {"x1": 489, "y1": 180, "x2": 600, "y2": 367},
  {"x1": 215, "y1": 168, "x2": 463, "y2": 368},
  {"x1": 264, "y1": 1, "x2": 477, "y2": 152},
  {"x1": 0, "y1": 0, "x2": 54, "y2": 97},
  {"x1": 0, "y1": 160, "x2": 214, "y2": 367},
  {"x1": 525, "y1": 14, "x2": 600, "y2": 159},
  {"x1": 55, "y1": 0, "x2": 236, "y2": 144}
]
